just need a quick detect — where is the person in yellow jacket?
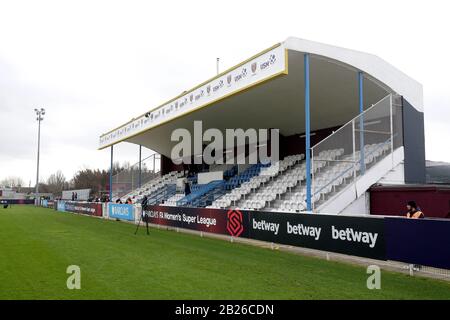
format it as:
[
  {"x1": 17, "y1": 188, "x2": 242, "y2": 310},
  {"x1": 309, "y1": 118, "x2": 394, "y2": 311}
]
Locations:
[{"x1": 406, "y1": 201, "x2": 425, "y2": 219}]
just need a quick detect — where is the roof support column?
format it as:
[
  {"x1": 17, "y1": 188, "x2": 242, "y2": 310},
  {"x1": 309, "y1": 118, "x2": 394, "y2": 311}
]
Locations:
[
  {"x1": 138, "y1": 145, "x2": 142, "y2": 188},
  {"x1": 109, "y1": 145, "x2": 113, "y2": 201},
  {"x1": 304, "y1": 53, "x2": 312, "y2": 212},
  {"x1": 358, "y1": 71, "x2": 365, "y2": 175}
]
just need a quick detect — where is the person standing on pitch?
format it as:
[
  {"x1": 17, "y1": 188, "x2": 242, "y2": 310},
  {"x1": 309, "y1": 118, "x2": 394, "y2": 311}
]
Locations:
[
  {"x1": 135, "y1": 195, "x2": 149, "y2": 235},
  {"x1": 406, "y1": 201, "x2": 424, "y2": 219},
  {"x1": 141, "y1": 195, "x2": 148, "y2": 210}
]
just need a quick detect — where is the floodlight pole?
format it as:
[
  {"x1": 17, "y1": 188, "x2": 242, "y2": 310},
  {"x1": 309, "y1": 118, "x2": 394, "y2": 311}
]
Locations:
[
  {"x1": 304, "y1": 53, "x2": 312, "y2": 212},
  {"x1": 34, "y1": 108, "x2": 45, "y2": 206},
  {"x1": 216, "y1": 58, "x2": 220, "y2": 75}
]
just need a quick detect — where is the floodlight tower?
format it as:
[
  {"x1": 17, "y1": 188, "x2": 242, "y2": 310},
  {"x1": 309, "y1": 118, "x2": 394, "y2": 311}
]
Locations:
[{"x1": 34, "y1": 108, "x2": 45, "y2": 205}]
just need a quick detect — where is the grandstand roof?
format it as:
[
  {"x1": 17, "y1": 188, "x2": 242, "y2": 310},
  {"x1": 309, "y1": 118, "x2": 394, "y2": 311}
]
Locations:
[{"x1": 99, "y1": 37, "x2": 423, "y2": 157}]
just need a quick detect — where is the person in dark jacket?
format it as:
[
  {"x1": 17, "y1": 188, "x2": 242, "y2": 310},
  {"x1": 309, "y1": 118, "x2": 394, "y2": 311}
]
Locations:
[
  {"x1": 141, "y1": 195, "x2": 148, "y2": 210},
  {"x1": 406, "y1": 201, "x2": 424, "y2": 219},
  {"x1": 184, "y1": 178, "x2": 191, "y2": 196}
]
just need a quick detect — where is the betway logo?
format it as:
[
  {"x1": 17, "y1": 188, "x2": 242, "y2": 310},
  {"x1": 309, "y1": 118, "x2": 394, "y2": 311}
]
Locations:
[
  {"x1": 252, "y1": 219, "x2": 279, "y2": 235},
  {"x1": 287, "y1": 222, "x2": 321, "y2": 240},
  {"x1": 331, "y1": 226, "x2": 378, "y2": 248}
]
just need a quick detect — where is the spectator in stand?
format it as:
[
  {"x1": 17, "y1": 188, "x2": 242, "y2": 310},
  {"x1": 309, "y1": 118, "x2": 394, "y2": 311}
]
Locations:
[
  {"x1": 116, "y1": 198, "x2": 122, "y2": 204},
  {"x1": 71, "y1": 192, "x2": 75, "y2": 201},
  {"x1": 74, "y1": 192, "x2": 78, "y2": 201},
  {"x1": 126, "y1": 197, "x2": 132, "y2": 204},
  {"x1": 406, "y1": 201, "x2": 425, "y2": 219},
  {"x1": 184, "y1": 177, "x2": 191, "y2": 196}
]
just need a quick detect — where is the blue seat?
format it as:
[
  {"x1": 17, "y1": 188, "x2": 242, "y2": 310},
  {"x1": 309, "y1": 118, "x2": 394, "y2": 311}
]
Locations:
[{"x1": 177, "y1": 180, "x2": 225, "y2": 207}]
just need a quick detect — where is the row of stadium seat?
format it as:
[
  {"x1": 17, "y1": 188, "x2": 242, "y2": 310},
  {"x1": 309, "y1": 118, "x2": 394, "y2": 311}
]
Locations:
[
  {"x1": 225, "y1": 163, "x2": 270, "y2": 190},
  {"x1": 276, "y1": 142, "x2": 391, "y2": 213},
  {"x1": 208, "y1": 154, "x2": 305, "y2": 210},
  {"x1": 124, "y1": 141, "x2": 391, "y2": 212},
  {"x1": 161, "y1": 165, "x2": 240, "y2": 208},
  {"x1": 146, "y1": 183, "x2": 177, "y2": 205},
  {"x1": 120, "y1": 171, "x2": 184, "y2": 203},
  {"x1": 235, "y1": 155, "x2": 307, "y2": 210},
  {"x1": 209, "y1": 141, "x2": 390, "y2": 212},
  {"x1": 176, "y1": 180, "x2": 225, "y2": 207},
  {"x1": 161, "y1": 193, "x2": 185, "y2": 207}
]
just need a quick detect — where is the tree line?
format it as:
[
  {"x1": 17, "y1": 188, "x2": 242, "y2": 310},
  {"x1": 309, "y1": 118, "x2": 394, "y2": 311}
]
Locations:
[{"x1": 1, "y1": 163, "x2": 130, "y2": 197}]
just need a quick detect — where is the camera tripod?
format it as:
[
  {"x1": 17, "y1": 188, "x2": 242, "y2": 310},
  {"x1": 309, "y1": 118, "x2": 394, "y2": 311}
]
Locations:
[{"x1": 134, "y1": 211, "x2": 149, "y2": 235}]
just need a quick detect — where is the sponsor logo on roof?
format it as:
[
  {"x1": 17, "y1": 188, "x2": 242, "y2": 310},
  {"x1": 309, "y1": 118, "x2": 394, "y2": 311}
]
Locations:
[
  {"x1": 260, "y1": 53, "x2": 277, "y2": 70},
  {"x1": 251, "y1": 62, "x2": 257, "y2": 74},
  {"x1": 227, "y1": 74, "x2": 232, "y2": 86}
]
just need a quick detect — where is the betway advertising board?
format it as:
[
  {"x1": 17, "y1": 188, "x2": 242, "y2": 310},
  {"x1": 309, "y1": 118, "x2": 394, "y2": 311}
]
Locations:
[
  {"x1": 145, "y1": 206, "x2": 385, "y2": 260},
  {"x1": 250, "y1": 211, "x2": 385, "y2": 260}
]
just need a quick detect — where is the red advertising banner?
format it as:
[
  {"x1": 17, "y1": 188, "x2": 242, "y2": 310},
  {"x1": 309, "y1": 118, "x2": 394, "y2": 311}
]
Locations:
[
  {"x1": 145, "y1": 205, "x2": 250, "y2": 237},
  {"x1": 64, "y1": 201, "x2": 103, "y2": 217}
]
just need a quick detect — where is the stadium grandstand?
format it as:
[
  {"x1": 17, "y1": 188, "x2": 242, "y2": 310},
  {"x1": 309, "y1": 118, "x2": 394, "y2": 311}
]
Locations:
[
  {"x1": 39, "y1": 37, "x2": 449, "y2": 276},
  {"x1": 99, "y1": 37, "x2": 425, "y2": 216}
]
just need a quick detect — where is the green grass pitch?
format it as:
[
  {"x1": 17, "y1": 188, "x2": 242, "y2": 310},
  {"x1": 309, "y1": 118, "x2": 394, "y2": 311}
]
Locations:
[{"x1": 0, "y1": 205, "x2": 449, "y2": 299}]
